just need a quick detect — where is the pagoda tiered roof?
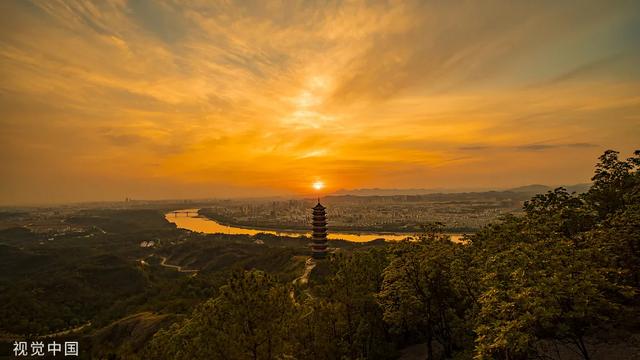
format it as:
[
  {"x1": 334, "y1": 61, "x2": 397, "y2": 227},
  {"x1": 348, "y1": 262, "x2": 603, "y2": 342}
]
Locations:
[{"x1": 311, "y1": 200, "x2": 328, "y2": 259}]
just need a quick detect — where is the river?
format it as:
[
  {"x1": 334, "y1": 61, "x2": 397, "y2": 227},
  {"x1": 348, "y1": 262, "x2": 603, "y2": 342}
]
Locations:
[{"x1": 165, "y1": 208, "x2": 464, "y2": 243}]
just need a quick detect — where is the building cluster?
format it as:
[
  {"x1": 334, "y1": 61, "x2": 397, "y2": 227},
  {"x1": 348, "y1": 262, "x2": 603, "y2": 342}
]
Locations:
[{"x1": 204, "y1": 195, "x2": 523, "y2": 231}]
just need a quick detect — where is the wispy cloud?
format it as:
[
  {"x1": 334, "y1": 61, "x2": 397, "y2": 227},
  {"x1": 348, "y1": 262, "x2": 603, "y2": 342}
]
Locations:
[
  {"x1": 0, "y1": 0, "x2": 639, "y2": 203},
  {"x1": 459, "y1": 142, "x2": 600, "y2": 152},
  {"x1": 515, "y1": 143, "x2": 600, "y2": 152}
]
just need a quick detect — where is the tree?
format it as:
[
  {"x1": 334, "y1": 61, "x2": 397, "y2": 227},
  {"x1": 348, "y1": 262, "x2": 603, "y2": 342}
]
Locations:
[
  {"x1": 586, "y1": 204, "x2": 640, "y2": 288},
  {"x1": 473, "y1": 238, "x2": 619, "y2": 360},
  {"x1": 378, "y1": 226, "x2": 469, "y2": 359},
  {"x1": 586, "y1": 150, "x2": 640, "y2": 219},
  {"x1": 146, "y1": 270, "x2": 296, "y2": 360},
  {"x1": 523, "y1": 187, "x2": 596, "y2": 237},
  {"x1": 294, "y1": 249, "x2": 394, "y2": 359}
]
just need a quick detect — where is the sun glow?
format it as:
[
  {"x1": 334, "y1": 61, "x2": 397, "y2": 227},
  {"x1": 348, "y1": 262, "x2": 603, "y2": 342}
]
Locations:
[{"x1": 312, "y1": 181, "x2": 325, "y2": 191}]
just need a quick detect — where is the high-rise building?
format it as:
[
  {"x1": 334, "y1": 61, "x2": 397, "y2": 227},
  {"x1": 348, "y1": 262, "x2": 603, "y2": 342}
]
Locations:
[{"x1": 311, "y1": 200, "x2": 328, "y2": 259}]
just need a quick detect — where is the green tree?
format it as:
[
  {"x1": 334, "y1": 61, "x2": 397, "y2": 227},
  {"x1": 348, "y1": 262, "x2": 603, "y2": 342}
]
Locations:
[
  {"x1": 294, "y1": 249, "x2": 394, "y2": 359},
  {"x1": 523, "y1": 187, "x2": 596, "y2": 237},
  {"x1": 473, "y1": 238, "x2": 619, "y2": 360},
  {"x1": 379, "y1": 225, "x2": 469, "y2": 359},
  {"x1": 586, "y1": 150, "x2": 640, "y2": 219},
  {"x1": 586, "y1": 204, "x2": 640, "y2": 288},
  {"x1": 146, "y1": 270, "x2": 296, "y2": 360}
]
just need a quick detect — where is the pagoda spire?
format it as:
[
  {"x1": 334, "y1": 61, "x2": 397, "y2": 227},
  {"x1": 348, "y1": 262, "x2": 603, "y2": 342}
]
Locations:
[{"x1": 311, "y1": 199, "x2": 328, "y2": 259}]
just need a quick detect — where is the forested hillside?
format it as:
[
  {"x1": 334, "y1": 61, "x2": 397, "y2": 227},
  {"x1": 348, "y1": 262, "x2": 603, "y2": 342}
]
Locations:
[{"x1": 145, "y1": 150, "x2": 640, "y2": 359}]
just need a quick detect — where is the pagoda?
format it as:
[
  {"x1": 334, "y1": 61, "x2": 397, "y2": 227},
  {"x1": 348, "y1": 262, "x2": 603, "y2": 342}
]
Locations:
[{"x1": 311, "y1": 200, "x2": 328, "y2": 259}]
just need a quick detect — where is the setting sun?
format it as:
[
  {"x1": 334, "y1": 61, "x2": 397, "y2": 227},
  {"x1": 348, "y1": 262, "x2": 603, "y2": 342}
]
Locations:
[{"x1": 312, "y1": 181, "x2": 325, "y2": 191}]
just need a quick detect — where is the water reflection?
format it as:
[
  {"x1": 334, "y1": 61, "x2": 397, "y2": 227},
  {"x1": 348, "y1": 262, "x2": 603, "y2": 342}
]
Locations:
[{"x1": 165, "y1": 209, "x2": 463, "y2": 243}]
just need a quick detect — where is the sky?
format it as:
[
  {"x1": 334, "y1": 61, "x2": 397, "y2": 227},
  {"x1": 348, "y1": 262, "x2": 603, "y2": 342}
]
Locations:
[{"x1": 1, "y1": 0, "x2": 639, "y2": 205}]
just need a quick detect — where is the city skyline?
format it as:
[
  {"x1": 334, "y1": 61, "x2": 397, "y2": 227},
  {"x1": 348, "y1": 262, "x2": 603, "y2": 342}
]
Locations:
[{"x1": 1, "y1": 0, "x2": 639, "y2": 205}]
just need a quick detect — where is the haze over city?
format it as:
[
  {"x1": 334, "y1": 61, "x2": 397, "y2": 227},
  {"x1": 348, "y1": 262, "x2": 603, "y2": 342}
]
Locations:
[{"x1": 1, "y1": 0, "x2": 639, "y2": 204}]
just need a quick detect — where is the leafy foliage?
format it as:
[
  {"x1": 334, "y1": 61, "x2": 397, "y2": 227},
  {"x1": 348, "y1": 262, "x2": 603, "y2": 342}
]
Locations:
[
  {"x1": 294, "y1": 249, "x2": 394, "y2": 359},
  {"x1": 146, "y1": 270, "x2": 295, "y2": 359},
  {"x1": 379, "y1": 228, "x2": 470, "y2": 359}
]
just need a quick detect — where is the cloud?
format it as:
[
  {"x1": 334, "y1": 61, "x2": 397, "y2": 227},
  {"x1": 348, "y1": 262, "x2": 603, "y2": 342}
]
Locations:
[
  {"x1": 516, "y1": 144, "x2": 557, "y2": 151},
  {"x1": 126, "y1": 0, "x2": 188, "y2": 43},
  {"x1": 459, "y1": 145, "x2": 491, "y2": 151},
  {"x1": 566, "y1": 143, "x2": 599, "y2": 148},
  {"x1": 0, "y1": 0, "x2": 639, "y2": 204},
  {"x1": 458, "y1": 143, "x2": 600, "y2": 152},
  {"x1": 103, "y1": 133, "x2": 144, "y2": 146},
  {"x1": 541, "y1": 53, "x2": 627, "y2": 85},
  {"x1": 515, "y1": 143, "x2": 600, "y2": 152}
]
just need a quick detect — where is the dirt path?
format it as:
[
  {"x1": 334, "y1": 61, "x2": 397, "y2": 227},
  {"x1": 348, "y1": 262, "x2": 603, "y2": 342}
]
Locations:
[
  {"x1": 292, "y1": 257, "x2": 316, "y2": 286},
  {"x1": 38, "y1": 321, "x2": 92, "y2": 339},
  {"x1": 290, "y1": 257, "x2": 316, "y2": 305}
]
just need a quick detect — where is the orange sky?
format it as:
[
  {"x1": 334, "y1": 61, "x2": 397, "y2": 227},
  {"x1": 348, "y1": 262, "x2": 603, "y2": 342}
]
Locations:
[{"x1": 1, "y1": 0, "x2": 639, "y2": 204}]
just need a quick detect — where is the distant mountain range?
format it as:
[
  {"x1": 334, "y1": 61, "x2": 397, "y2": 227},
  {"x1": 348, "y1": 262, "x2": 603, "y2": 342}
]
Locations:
[
  {"x1": 507, "y1": 183, "x2": 591, "y2": 194},
  {"x1": 331, "y1": 183, "x2": 591, "y2": 197}
]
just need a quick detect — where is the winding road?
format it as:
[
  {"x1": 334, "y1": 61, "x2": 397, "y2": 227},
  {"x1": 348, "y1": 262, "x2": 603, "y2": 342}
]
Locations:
[
  {"x1": 157, "y1": 255, "x2": 198, "y2": 274},
  {"x1": 141, "y1": 254, "x2": 199, "y2": 276}
]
